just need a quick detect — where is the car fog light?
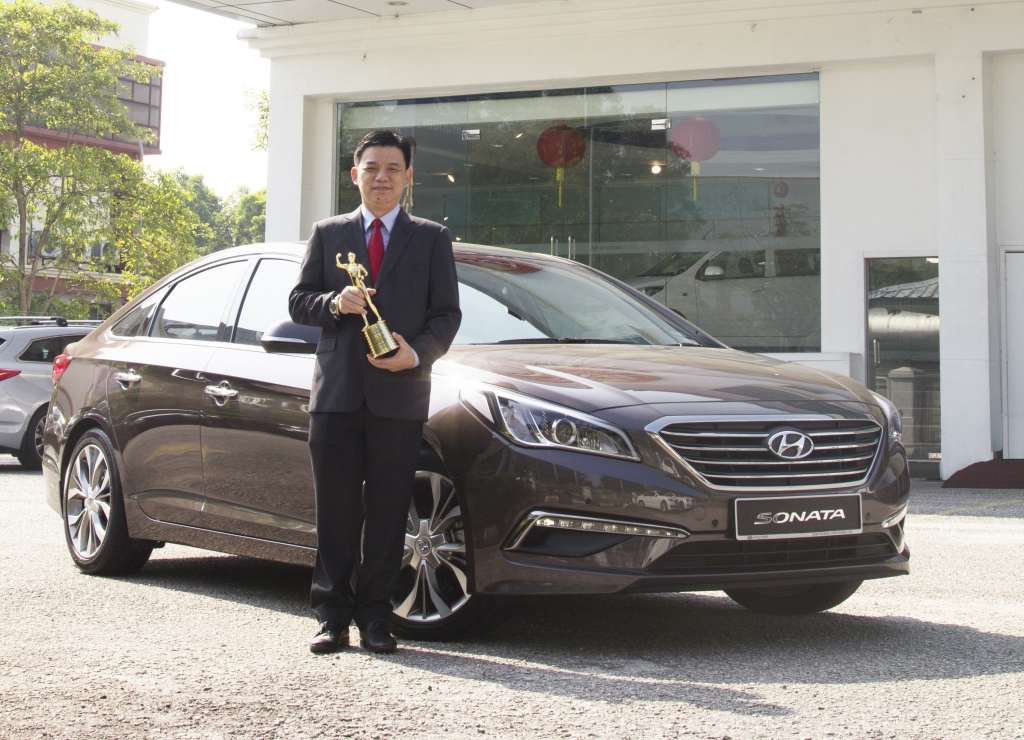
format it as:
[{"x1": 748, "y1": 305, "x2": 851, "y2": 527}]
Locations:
[{"x1": 514, "y1": 511, "x2": 690, "y2": 546}]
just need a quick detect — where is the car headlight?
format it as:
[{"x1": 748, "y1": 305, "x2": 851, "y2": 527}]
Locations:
[
  {"x1": 870, "y1": 391, "x2": 903, "y2": 446},
  {"x1": 460, "y1": 386, "x2": 639, "y2": 460}
]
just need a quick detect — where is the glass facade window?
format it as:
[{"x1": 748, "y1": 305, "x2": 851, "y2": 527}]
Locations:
[{"x1": 337, "y1": 73, "x2": 820, "y2": 352}]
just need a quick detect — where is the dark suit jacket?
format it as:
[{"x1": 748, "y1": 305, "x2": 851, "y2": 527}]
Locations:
[{"x1": 288, "y1": 208, "x2": 462, "y2": 420}]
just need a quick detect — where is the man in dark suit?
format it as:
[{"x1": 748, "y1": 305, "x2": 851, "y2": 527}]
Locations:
[{"x1": 288, "y1": 130, "x2": 461, "y2": 654}]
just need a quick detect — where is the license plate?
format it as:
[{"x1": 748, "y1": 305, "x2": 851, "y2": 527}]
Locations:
[{"x1": 734, "y1": 494, "x2": 863, "y2": 540}]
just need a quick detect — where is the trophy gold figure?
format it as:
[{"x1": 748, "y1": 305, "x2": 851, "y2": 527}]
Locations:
[{"x1": 337, "y1": 252, "x2": 399, "y2": 359}]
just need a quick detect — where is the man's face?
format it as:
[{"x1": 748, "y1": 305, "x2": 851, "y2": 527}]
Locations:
[{"x1": 351, "y1": 145, "x2": 412, "y2": 215}]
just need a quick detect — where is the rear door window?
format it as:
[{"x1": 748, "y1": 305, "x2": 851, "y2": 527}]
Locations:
[
  {"x1": 111, "y1": 291, "x2": 164, "y2": 338},
  {"x1": 152, "y1": 261, "x2": 249, "y2": 342},
  {"x1": 19, "y1": 334, "x2": 87, "y2": 363}
]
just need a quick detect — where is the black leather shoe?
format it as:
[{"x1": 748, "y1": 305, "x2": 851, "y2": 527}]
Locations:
[
  {"x1": 359, "y1": 619, "x2": 397, "y2": 654},
  {"x1": 310, "y1": 622, "x2": 348, "y2": 654}
]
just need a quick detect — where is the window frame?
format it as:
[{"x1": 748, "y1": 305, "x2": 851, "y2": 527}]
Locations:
[
  {"x1": 149, "y1": 258, "x2": 253, "y2": 344},
  {"x1": 230, "y1": 256, "x2": 301, "y2": 346}
]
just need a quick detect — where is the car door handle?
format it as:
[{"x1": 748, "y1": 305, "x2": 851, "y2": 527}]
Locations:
[
  {"x1": 114, "y1": 370, "x2": 142, "y2": 389},
  {"x1": 204, "y1": 381, "x2": 238, "y2": 405}
]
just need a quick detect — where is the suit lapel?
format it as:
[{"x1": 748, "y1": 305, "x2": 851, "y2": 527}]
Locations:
[{"x1": 374, "y1": 209, "x2": 415, "y2": 289}]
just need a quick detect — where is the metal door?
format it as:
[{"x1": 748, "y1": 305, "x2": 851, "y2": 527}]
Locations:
[{"x1": 1006, "y1": 252, "x2": 1024, "y2": 458}]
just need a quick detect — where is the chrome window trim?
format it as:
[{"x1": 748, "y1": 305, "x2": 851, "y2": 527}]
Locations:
[{"x1": 645, "y1": 414, "x2": 884, "y2": 493}]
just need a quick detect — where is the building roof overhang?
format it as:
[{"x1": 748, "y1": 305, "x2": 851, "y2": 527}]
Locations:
[{"x1": 166, "y1": 0, "x2": 549, "y2": 28}]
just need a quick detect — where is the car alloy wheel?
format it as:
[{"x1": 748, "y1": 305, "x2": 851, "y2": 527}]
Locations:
[
  {"x1": 33, "y1": 412, "x2": 46, "y2": 460},
  {"x1": 393, "y1": 470, "x2": 470, "y2": 624},
  {"x1": 64, "y1": 443, "x2": 113, "y2": 559}
]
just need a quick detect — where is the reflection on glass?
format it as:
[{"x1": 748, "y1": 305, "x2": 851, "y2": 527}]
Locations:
[
  {"x1": 338, "y1": 73, "x2": 820, "y2": 352},
  {"x1": 453, "y1": 255, "x2": 700, "y2": 347},
  {"x1": 866, "y1": 257, "x2": 940, "y2": 478}
]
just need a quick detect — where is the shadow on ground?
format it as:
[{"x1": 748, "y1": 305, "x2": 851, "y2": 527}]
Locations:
[{"x1": 118, "y1": 552, "x2": 1024, "y2": 702}]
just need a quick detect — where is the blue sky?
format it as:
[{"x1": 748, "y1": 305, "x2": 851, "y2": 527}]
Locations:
[{"x1": 145, "y1": 0, "x2": 269, "y2": 198}]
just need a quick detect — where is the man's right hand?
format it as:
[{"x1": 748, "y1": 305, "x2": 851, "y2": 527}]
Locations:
[{"x1": 335, "y1": 286, "x2": 376, "y2": 316}]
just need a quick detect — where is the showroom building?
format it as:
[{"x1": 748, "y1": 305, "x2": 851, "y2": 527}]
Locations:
[{"x1": 181, "y1": 0, "x2": 1023, "y2": 481}]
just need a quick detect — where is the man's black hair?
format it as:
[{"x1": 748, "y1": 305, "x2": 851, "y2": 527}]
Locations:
[{"x1": 353, "y1": 130, "x2": 414, "y2": 169}]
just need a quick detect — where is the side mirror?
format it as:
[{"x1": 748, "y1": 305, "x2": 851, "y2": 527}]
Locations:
[
  {"x1": 261, "y1": 320, "x2": 321, "y2": 354},
  {"x1": 702, "y1": 265, "x2": 725, "y2": 279}
]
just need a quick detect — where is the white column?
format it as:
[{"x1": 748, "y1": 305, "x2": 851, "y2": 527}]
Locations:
[
  {"x1": 300, "y1": 97, "x2": 337, "y2": 237},
  {"x1": 265, "y1": 81, "x2": 305, "y2": 241},
  {"x1": 934, "y1": 50, "x2": 996, "y2": 478}
]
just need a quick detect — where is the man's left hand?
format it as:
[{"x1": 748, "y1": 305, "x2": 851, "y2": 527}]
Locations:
[{"x1": 367, "y1": 332, "x2": 419, "y2": 372}]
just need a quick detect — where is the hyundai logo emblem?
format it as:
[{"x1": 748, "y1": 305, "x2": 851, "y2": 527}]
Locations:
[{"x1": 767, "y1": 430, "x2": 814, "y2": 460}]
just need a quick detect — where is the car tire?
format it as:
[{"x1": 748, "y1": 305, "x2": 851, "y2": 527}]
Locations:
[
  {"x1": 724, "y1": 580, "x2": 863, "y2": 615},
  {"x1": 390, "y1": 460, "x2": 485, "y2": 641},
  {"x1": 16, "y1": 405, "x2": 47, "y2": 470},
  {"x1": 62, "y1": 428, "x2": 153, "y2": 575}
]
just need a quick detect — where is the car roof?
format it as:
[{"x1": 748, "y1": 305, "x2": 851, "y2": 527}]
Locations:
[
  {"x1": 202, "y1": 240, "x2": 561, "y2": 263},
  {"x1": 95, "y1": 240, "x2": 577, "y2": 335},
  {"x1": 0, "y1": 322, "x2": 96, "y2": 338}
]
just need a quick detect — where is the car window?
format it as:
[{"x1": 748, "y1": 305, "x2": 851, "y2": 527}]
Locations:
[
  {"x1": 233, "y1": 259, "x2": 300, "y2": 346},
  {"x1": 697, "y1": 250, "x2": 766, "y2": 281},
  {"x1": 19, "y1": 334, "x2": 86, "y2": 363},
  {"x1": 111, "y1": 290, "x2": 164, "y2": 338},
  {"x1": 775, "y1": 248, "x2": 820, "y2": 277},
  {"x1": 152, "y1": 261, "x2": 249, "y2": 342},
  {"x1": 638, "y1": 251, "x2": 706, "y2": 277}
]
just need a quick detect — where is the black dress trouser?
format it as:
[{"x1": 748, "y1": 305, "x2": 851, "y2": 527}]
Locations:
[{"x1": 308, "y1": 406, "x2": 423, "y2": 627}]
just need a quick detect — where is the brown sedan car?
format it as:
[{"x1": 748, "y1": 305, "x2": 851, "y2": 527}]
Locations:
[{"x1": 42, "y1": 243, "x2": 909, "y2": 638}]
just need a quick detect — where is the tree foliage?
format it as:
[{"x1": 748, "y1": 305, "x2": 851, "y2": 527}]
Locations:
[
  {"x1": 0, "y1": 0, "x2": 201, "y2": 316},
  {"x1": 172, "y1": 169, "x2": 230, "y2": 253},
  {"x1": 225, "y1": 187, "x2": 266, "y2": 246}
]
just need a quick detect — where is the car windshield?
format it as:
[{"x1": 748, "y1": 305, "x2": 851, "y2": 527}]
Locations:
[{"x1": 453, "y1": 253, "x2": 701, "y2": 346}]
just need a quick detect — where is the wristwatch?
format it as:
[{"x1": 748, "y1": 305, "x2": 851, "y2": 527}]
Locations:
[{"x1": 328, "y1": 292, "x2": 341, "y2": 319}]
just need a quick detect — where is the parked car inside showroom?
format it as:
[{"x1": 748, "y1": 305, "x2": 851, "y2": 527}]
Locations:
[
  {"x1": 627, "y1": 240, "x2": 821, "y2": 352},
  {"x1": 41, "y1": 242, "x2": 909, "y2": 638}
]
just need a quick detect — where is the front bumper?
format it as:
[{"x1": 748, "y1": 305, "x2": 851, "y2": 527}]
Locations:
[{"x1": 449, "y1": 408, "x2": 911, "y2": 596}]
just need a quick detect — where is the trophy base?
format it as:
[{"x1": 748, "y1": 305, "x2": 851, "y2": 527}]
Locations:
[{"x1": 364, "y1": 321, "x2": 399, "y2": 359}]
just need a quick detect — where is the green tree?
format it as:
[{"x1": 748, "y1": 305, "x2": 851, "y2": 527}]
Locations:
[
  {"x1": 225, "y1": 186, "x2": 266, "y2": 245},
  {"x1": 0, "y1": 0, "x2": 200, "y2": 314},
  {"x1": 171, "y1": 169, "x2": 231, "y2": 253},
  {"x1": 110, "y1": 169, "x2": 201, "y2": 299}
]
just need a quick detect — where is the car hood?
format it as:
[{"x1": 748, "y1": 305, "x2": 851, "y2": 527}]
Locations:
[{"x1": 440, "y1": 345, "x2": 876, "y2": 413}]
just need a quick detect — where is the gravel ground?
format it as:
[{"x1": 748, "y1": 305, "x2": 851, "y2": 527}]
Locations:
[{"x1": 1, "y1": 459, "x2": 1022, "y2": 739}]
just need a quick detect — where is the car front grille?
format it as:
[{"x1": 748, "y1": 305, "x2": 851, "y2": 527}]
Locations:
[
  {"x1": 647, "y1": 533, "x2": 898, "y2": 575},
  {"x1": 654, "y1": 418, "x2": 883, "y2": 490}
]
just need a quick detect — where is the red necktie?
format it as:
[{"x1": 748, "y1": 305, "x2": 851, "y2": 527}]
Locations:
[{"x1": 368, "y1": 218, "x2": 384, "y2": 285}]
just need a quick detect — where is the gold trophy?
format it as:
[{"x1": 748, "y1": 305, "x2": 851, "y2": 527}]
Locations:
[{"x1": 337, "y1": 252, "x2": 399, "y2": 358}]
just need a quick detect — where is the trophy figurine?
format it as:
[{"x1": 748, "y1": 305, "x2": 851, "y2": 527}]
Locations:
[{"x1": 337, "y1": 252, "x2": 399, "y2": 359}]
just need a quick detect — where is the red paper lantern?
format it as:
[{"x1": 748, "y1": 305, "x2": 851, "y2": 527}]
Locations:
[
  {"x1": 670, "y1": 116, "x2": 720, "y2": 162},
  {"x1": 537, "y1": 124, "x2": 586, "y2": 168},
  {"x1": 670, "y1": 116, "x2": 720, "y2": 200},
  {"x1": 537, "y1": 125, "x2": 586, "y2": 207}
]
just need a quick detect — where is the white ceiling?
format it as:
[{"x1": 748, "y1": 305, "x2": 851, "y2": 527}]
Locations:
[{"x1": 168, "y1": 0, "x2": 550, "y2": 27}]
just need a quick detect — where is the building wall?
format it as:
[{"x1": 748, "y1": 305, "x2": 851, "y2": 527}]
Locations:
[{"x1": 245, "y1": 0, "x2": 1024, "y2": 478}]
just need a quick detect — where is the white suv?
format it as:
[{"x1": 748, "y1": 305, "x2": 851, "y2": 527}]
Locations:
[
  {"x1": 628, "y1": 241, "x2": 821, "y2": 352},
  {"x1": 0, "y1": 317, "x2": 98, "y2": 468}
]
